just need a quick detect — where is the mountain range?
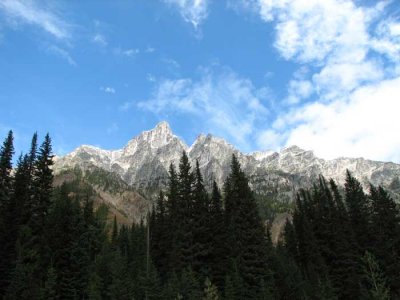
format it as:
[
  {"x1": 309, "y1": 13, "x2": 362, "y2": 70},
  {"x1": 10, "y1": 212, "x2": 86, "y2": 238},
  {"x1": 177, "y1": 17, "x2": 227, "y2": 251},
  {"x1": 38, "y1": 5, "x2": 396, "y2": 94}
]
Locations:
[{"x1": 53, "y1": 121, "x2": 400, "y2": 222}]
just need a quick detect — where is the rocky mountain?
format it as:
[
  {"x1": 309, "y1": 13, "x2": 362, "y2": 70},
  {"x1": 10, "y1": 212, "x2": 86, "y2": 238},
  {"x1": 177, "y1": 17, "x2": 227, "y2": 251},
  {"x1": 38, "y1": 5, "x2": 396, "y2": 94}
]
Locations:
[{"x1": 54, "y1": 121, "x2": 400, "y2": 197}]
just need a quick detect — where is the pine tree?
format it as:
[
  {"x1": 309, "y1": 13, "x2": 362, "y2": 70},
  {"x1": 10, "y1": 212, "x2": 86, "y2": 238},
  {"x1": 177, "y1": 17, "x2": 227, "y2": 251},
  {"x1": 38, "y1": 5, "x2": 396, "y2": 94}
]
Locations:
[
  {"x1": 174, "y1": 152, "x2": 195, "y2": 273},
  {"x1": 361, "y1": 251, "x2": 390, "y2": 300},
  {"x1": 30, "y1": 134, "x2": 54, "y2": 283},
  {"x1": 328, "y1": 179, "x2": 361, "y2": 299},
  {"x1": 208, "y1": 181, "x2": 226, "y2": 290},
  {"x1": 165, "y1": 163, "x2": 180, "y2": 272},
  {"x1": 192, "y1": 160, "x2": 211, "y2": 280},
  {"x1": 0, "y1": 131, "x2": 15, "y2": 295},
  {"x1": 5, "y1": 225, "x2": 41, "y2": 300},
  {"x1": 151, "y1": 191, "x2": 170, "y2": 280},
  {"x1": 203, "y1": 277, "x2": 219, "y2": 300},
  {"x1": 179, "y1": 267, "x2": 202, "y2": 300},
  {"x1": 224, "y1": 154, "x2": 270, "y2": 298},
  {"x1": 31, "y1": 133, "x2": 54, "y2": 234},
  {"x1": 369, "y1": 185, "x2": 400, "y2": 296},
  {"x1": 42, "y1": 266, "x2": 58, "y2": 300},
  {"x1": 111, "y1": 215, "x2": 118, "y2": 250},
  {"x1": 86, "y1": 271, "x2": 102, "y2": 300},
  {"x1": 344, "y1": 170, "x2": 370, "y2": 252},
  {"x1": 109, "y1": 250, "x2": 132, "y2": 300}
]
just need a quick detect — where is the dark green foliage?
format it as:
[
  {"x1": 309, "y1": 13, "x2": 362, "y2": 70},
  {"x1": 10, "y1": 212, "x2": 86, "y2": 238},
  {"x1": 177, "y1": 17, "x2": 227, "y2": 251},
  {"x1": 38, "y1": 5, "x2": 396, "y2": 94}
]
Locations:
[
  {"x1": 192, "y1": 160, "x2": 212, "y2": 280},
  {"x1": 42, "y1": 266, "x2": 58, "y2": 300},
  {"x1": 1, "y1": 131, "x2": 400, "y2": 300},
  {"x1": 361, "y1": 251, "x2": 390, "y2": 300},
  {"x1": 0, "y1": 131, "x2": 15, "y2": 295},
  {"x1": 224, "y1": 154, "x2": 270, "y2": 297},
  {"x1": 369, "y1": 185, "x2": 400, "y2": 296},
  {"x1": 208, "y1": 181, "x2": 226, "y2": 290},
  {"x1": 203, "y1": 277, "x2": 219, "y2": 300},
  {"x1": 344, "y1": 170, "x2": 370, "y2": 252},
  {"x1": 179, "y1": 267, "x2": 202, "y2": 300}
]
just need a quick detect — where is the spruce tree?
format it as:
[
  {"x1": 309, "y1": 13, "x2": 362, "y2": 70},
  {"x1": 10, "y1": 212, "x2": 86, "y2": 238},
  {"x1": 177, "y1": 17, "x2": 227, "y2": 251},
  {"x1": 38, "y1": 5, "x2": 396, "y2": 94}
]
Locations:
[
  {"x1": 42, "y1": 266, "x2": 58, "y2": 300},
  {"x1": 209, "y1": 181, "x2": 226, "y2": 290},
  {"x1": 344, "y1": 170, "x2": 370, "y2": 252},
  {"x1": 361, "y1": 251, "x2": 390, "y2": 300},
  {"x1": 0, "y1": 131, "x2": 15, "y2": 295},
  {"x1": 224, "y1": 154, "x2": 270, "y2": 298},
  {"x1": 175, "y1": 152, "x2": 195, "y2": 273},
  {"x1": 151, "y1": 191, "x2": 169, "y2": 280},
  {"x1": 369, "y1": 185, "x2": 400, "y2": 296},
  {"x1": 192, "y1": 160, "x2": 211, "y2": 280},
  {"x1": 203, "y1": 277, "x2": 219, "y2": 300}
]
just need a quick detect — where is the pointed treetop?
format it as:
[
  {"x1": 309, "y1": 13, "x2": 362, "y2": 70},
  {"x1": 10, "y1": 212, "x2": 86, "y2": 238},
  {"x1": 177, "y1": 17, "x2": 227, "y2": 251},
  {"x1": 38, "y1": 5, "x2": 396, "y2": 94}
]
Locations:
[{"x1": 0, "y1": 130, "x2": 14, "y2": 173}]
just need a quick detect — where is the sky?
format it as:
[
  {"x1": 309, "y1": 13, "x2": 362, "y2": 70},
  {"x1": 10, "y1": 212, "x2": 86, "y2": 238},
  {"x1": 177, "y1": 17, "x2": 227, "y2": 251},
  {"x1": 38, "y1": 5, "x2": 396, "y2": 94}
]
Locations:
[{"x1": 0, "y1": 0, "x2": 400, "y2": 163}]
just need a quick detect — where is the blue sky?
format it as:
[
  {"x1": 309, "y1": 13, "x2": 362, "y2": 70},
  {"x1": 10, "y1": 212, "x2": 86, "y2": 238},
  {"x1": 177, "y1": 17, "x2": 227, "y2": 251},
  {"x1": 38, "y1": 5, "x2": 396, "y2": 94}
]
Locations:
[{"x1": 1, "y1": 0, "x2": 400, "y2": 163}]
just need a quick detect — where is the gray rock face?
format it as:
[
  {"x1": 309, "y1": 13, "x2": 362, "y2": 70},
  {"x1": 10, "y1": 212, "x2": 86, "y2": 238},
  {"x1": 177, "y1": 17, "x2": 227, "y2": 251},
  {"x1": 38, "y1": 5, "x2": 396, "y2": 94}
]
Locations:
[{"x1": 54, "y1": 121, "x2": 400, "y2": 194}]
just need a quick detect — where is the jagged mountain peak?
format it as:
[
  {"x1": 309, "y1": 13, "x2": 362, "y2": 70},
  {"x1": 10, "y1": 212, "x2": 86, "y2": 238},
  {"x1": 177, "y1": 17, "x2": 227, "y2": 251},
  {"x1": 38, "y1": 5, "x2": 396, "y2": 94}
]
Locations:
[
  {"x1": 122, "y1": 121, "x2": 188, "y2": 156},
  {"x1": 281, "y1": 145, "x2": 306, "y2": 154},
  {"x1": 54, "y1": 122, "x2": 400, "y2": 194}
]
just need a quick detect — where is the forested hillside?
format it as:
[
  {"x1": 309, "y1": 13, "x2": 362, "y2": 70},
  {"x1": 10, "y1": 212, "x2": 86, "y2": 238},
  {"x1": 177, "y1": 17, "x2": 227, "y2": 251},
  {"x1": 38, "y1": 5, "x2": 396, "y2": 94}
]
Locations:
[{"x1": 1, "y1": 131, "x2": 399, "y2": 299}]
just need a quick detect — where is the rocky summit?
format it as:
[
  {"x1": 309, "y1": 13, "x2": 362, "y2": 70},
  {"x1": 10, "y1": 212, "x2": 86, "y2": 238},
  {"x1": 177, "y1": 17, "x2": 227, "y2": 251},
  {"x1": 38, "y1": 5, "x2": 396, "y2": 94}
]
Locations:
[{"x1": 54, "y1": 121, "x2": 400, "y2": 198}]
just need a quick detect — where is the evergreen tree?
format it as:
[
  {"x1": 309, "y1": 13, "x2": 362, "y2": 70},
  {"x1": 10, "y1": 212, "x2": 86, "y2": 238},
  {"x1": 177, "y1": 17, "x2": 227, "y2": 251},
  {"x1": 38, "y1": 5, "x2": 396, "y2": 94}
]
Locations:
[
  {"x1": 208, "y1": 181, "x2": 226, "y2": 291},
  {"x1": 5, "y1": 225, "x2": 41, "y2": 300},
  {"x1": 361, "y1": 251, "x2": 390, "y2": 300},
  {"x1": 87, "y1": 271, "x2": 102, "y2": 300},
  {"x1": 0, "y1": 131, "x2": 15, "y2": 295},
  {"x1": 151, "y1": 191, "x2": 170, "y2": 280},
  {"x1": 369, "y1": 185, "x2": 400, "y2": 296},
  {"x1": 224, "y1": 154, "x2": 269, "y2": 298},
  {"x1": 203, "y1": 277, "x2": 219, "y2": 300},
  {"x1": 42, "y1": 266, "x2": 58, "y2": 300},
  {"x1": 174, "y1": 152, "x2": 195, "y2": 273},
  {"x1": 192, "y1": 160, "x2": 212, "y2": 280},
  {"x1": 344, "y1": 170, "x2": 370, "y2": 252},
  {"x1": 328, "y1": 179, "x2": 361, "y2": 299},
  {"x1": 31, "y1": 133, "x2": 54, "y2": 234},
  {"x1": 111, "y1": 215, "x2": 118, "y2": 250},
  {"x1": 179, "y1": 267, "x2": 202, "y2": 300}
]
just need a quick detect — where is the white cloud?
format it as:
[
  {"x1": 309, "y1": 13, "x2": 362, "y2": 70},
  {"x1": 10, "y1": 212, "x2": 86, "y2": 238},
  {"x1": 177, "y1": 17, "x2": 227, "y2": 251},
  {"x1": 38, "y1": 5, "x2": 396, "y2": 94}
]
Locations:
[
  {"x1": 164, "y1": 0, "x2": 209, "y2": 28},
  {"x1": 256, "y1": 129, "x2": 284, "y2": 151},
  {"x1": 145, "y1": 46, "x2": 155, "y2": 53},
  {"x1": 114, "y1": 47, "x2": 140, "y2": 57},
  {"x1": 0, "y1": 0, "x2": 71, "y2": 39},
  {"x1": 100, "y1": 86, "x2": 116, "y2": 94},
  {"x1": 47, "y1": 45, "x2": 76, "y2": 66},
  {"x1": 238, "y1": 0, "x2": 400, "y2": 162},
  {"x1": 282, "y1": 77, "x2": 400, "y2": 163},
  {"x1": 285, "y1": 79, "x2": 313, "y2": 105},
  {"x1": 138, "y1": 68, "x2": 269, "y2": 150},
  {"x1": 92, "y1": 33, "x2": 107, "y2": 46}
]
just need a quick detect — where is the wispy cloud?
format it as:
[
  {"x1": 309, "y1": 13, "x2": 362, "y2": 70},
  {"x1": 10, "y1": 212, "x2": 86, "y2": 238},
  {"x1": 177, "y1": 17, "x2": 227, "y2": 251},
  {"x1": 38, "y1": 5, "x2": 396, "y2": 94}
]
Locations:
[
  {"x1": 239, "y1": 0, "x2": 400, "y2": 162},
  {"x1": 100, "y1": 86, "x2": 116, "y2": 94},
  {"x1": 163, "y1": 0, "x2": 210, "y2": 29},
  {"x1": 119, "y1": 101, "x2": 135, "y2": 112},
  {"x1": 137, "y1": 67, "x2": 269, "y2": 150},
  {"x1": 92, "y1": 33, "x2": 107, "y2": 46},
  {"x1": 47, "y1": 45, "x2": 76, "y2": 66},
  {"x1": 114, "y1": 47, "x2": 140, "y2": 57},
  {"x1": 145, "y1": 46, "x2": 155, "y2": 53},
  {"x1": 146, "y1": 74, "x2": 156, "y2": 82},
  {"x1": 0, "y1": 0, "x2": 71, "y2": 40}
]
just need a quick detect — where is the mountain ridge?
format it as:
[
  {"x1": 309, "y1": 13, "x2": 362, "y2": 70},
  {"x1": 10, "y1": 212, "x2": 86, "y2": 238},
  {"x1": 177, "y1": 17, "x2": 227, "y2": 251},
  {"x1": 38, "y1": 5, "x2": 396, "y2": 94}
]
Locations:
[{"x1": 54, "y1": 121, "x2": 400, "y2": 195}]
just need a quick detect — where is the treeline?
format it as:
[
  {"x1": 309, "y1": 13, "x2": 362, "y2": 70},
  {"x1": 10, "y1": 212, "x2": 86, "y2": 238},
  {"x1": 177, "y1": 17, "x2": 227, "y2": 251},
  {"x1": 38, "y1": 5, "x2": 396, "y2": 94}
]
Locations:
[{"x1": 1, "y1": 131, "x2": 400, "y2": 299}]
